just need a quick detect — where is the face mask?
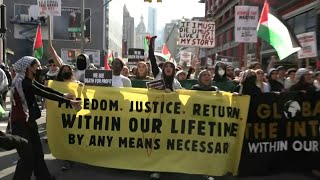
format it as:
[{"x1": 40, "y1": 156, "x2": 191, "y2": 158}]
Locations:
[
  {"x1": 218, "y1": 68, "x2": 225, "y2": 76},
  {"x1": 62, "y1": 71, "x2": 73, "y2": 80}
]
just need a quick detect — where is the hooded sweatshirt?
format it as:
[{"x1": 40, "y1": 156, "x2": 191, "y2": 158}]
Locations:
[{"x1": 267, "y1": 68, "x2": 284, "y2": 92}]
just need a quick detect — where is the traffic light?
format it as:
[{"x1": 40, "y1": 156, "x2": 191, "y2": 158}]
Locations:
[{"x1": 68, "y1": 50, "x2": 76, "y2": 58}]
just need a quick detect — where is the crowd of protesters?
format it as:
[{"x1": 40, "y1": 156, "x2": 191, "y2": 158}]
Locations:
[{"x1": 1, "y1": 37, "x2": 320, "y2": 180}]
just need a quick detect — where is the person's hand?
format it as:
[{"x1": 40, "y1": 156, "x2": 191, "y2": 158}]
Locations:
[
  {"x1": 164, "y1": 88, "x2": 172, "y2": 93},
  {"x1": 70, "y1": 100, "x2": 82, "y2": 111},
  {"x1": 232, "y1": 92, "x2": 240, "y2": 96},
  {"x1": 64, "y1": 93, "x2": 75, "y2": 100},
  {"x1": 191, "y1": 58, "x2": 199, "y2": 68}
]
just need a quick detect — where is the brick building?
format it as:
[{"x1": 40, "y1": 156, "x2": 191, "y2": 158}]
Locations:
[{"x1": 201, "y1": 0, "x2": 320, "y2": 69}]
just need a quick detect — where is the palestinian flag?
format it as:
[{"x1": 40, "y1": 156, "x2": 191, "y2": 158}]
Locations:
[
  {"x1": 144, "y1": 36, "x2": 151, "y2": 54},
  {"x1": 33, "y1": 25, "x2": 43, "y2": 59},
  {"x1": 162, "y1": 44, "x2": 173, "y2": 61},
  {"x1": 257, "y1": 1, "x2": 301, "y2": 60},
  {"x1": 162, "y1": 44, "x2": 177, "y2": 66},
  {"x1": 108, "y1": 50, "x2": 114, "y2": 63}
]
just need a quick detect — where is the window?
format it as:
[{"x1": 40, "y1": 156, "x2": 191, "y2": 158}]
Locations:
[
  {"x1": 233, "y1": 47, "x2": 237, "y2": 58},
  {"x1": 230, "y1": 28, "x2": 234, "y2": 41},
  {"x1": 230, "y1": 6, "x2": 235, "y2": 16},
  {"x1": 286, "y1": 18, "x2": 294, "y2": 30},
  {"x1": 306, "y1": 9, "x2": 316, "y2": 31},
  {"x1": 294, "y1": 13, "x2": 306, "y2": 34},
  {"x1": 216, "y1": 34, "x2": 220, "y2": 46}
]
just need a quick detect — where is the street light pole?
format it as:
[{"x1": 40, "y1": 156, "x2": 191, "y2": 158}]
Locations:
[{"x1": 80, "y1": 0, "x2": 85, "y2": 53}]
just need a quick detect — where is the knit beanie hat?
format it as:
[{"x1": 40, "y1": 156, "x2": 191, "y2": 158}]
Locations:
[{"x1": 295, "y1": 68, "x2": 308, "y2": 82}]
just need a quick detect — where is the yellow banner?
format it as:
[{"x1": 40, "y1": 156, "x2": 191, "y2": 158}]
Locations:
[{"x1": 47, "y1": 81, "x2": 250, "y2": 176}]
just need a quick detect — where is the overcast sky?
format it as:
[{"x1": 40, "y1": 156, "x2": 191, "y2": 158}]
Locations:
[{"x1": 123, "y1": 0, "x2": 205, "y2": 31}]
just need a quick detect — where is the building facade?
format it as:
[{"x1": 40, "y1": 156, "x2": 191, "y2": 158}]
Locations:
[
  {"x1": 202, "y1": 0, "x2": 320, "y2": 69},
  {"x1": 108, "y1": 0, "x2": 124, "y2": 59},
  {"x1": 135, "y1": 16, "x2": 150, "y2": 50},
  {"x1": 267, "y1": 0, "x2": 319, "y2": 68},
  {"x1": 148, "y1": 7, "x2": 157, "y2": 36},
  {"x1": 122, "y1": 4, "x2": 134, "y2": 58},
  {"x1": 164, "y1": 20, "x2": 180, "y2": 60},
  {"x1": 5, "y1": 0, "x2": 106, "y2": 67}
]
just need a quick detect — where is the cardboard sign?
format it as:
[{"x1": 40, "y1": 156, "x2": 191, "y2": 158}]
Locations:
[
  {"x1": 84, "y1": 70, "x2": 112, "y2": 86},
  {"x1": 297, "y1": 32, "x2": 318, "y2": 59},
  {"x1": 180, "y1": 51, "x2": 192, "y2": 66},
  {"x1": 178, "y1": 21, "x2": 215, "y2": 48},
  {"x1": 234, "y1": 6, "x2": 259, "y2": 43},
  {"x1": 37, "y1": 0, "x2": 61, "y2": 16},
  {"x1": 216, "y1": 55, "x2": 235, "y2": 66}
]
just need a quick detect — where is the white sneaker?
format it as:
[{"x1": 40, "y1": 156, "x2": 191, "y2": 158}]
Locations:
[{"x1": 150, "y1": 172, "x2": 160, "y2": 180}]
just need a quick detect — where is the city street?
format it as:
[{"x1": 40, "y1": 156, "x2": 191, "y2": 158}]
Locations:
[{"x1": 0, "y1": 104, "x2": 316, "y2": 180}]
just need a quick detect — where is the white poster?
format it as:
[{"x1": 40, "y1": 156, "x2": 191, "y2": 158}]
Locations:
[
  {"x1": 180, "y1": 51, "x2": 192, "y2": 66},
  {"x1": 178, "y1": 21, "x2": 215, "y2": 48},
  {"x1": 38, "y1": 0, "x2": 61, "y2": 16},
  {"x1": 235, "y1": 6, "x2": 259, "y2": 43},
  {"x1": 297, "y1": 32, "x2": 318, "y2": 59}
]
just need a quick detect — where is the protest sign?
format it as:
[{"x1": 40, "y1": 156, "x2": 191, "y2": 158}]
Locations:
[
  {"x1": 38, "y1": 0, "x2": 61, "y2": 16},
  {"x1": 128, "y1": 48, "x2": 145, "y2": 69},
  {"x1": 215, "y1": 55, "x2": 235, "y2": 66},
  {"x1": 47, "y1": 81, "x2": 250, "y2": 176},
  {"x1": 180, "y1": 51, "x2": 192, "y2": 66},
  {"x1": 84, "y1": 70, "x2": 112, "y2": 86},
  {"x1": 178, "y1": 21, "x2": 215, "y2": 48},
  {"x1": 146, "y1": 79, "x2": 165, "y2": 90},
  {"x1": 297, "y1": 32, "x2": 318, "y2": 59},
  {"x1": 235, "y1": 6, "x2": 259, "y2": 43},
  {"x1": 239, "y1": 92, "x2": 320, "y2": 176}
]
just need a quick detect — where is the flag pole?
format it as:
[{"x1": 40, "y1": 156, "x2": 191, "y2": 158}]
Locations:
[{"x1": 48, "y1": 15, "x2": 51, "y2": 43}]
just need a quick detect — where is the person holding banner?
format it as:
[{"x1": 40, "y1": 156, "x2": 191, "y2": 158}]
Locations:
[
  {"x1": 111, "y1": 58, "x2": 132, "y2": 87},
  {"x1": 149, "y1": 36, "x2": 182, "y2": 92},
  {"x1": 190, "y1": 70, "x2": 218, "y2": 91},
  {"x1": 131, "y1": 61, "x2": 153, "y2": 80},
  {"x1": 314, "y1": 71, "x2": 320, "y2": 91},
  {"x1": 267, "y1": 68, "x2": 284, "y2": 92},
  {"x1": 212, "y1": 62, "x2": 236, "y2": 92},
  {"x1": 289, "y1": 68, "x2": 316, "y2": 92},
  {"x1": 234, "y1": 69, "x2": 262, "y2": 96},
  {"x1": 148, "y1": 36, "x2": 182, "y2": 179},
  {"x1": 9, "y1": 56, "x2": 81, "y2": 180},
  {"x1": 255, "y1": 69, "x2": 270, "y2": 93}
]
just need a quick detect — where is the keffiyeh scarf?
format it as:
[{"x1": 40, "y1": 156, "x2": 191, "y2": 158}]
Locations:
[{"x1": 10, "y1": 56, "x2": 36, "y2": 121}]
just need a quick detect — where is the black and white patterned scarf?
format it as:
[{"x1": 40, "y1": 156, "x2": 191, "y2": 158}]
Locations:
[{"x1": 10, "y1": 56, "x2": 36, "y2": 121}]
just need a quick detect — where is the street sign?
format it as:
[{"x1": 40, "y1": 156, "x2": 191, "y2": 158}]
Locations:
[{"x1": 0, "y1": 33, "x2": 6, "y2": 38}]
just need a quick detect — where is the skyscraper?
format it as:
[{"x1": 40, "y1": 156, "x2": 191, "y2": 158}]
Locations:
[
  {"x1": 148, "y1": 7, "x2": 157, "y2": 35},
  {"x1": 122, "y1": 5, "x2": 135, "y2": 57}
]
